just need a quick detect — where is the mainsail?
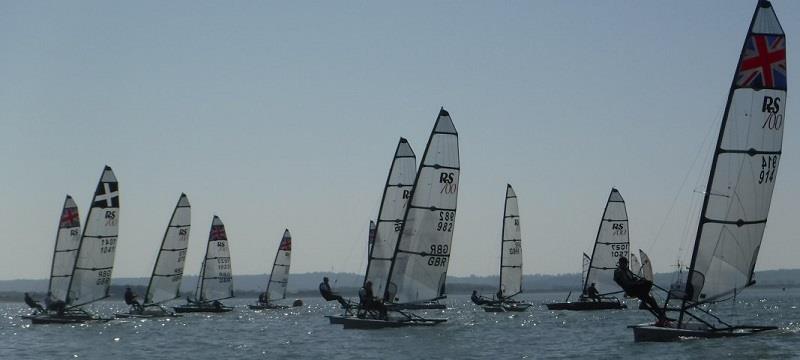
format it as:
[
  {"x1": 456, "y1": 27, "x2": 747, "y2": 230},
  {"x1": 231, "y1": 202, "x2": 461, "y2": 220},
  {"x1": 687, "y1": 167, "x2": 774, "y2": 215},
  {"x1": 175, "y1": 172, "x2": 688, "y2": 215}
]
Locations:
[
  {"x1": 630, "y1": 253, "x2": 641, "y2": 278},
  {"x1": 198, "y1": 216, "x2": 234, "y2": 302},
  {"x1": 364, "y1": 137, "x2": 416, "y2": 297},
  {"x1": 583, "y1": 188, "x2": 629, "y2": 296},
  {"x1": 685, "y1": 1, "x2": 785, "y2": 305},
  {"x1": 48, "y1": 195, "x2": 81, "y2": 303},
  {"x1": 66, "y1": 166, "x2": 120, "y2": 307},
  {"x1": 144, "y1": 194, "x2": 191, "y2": 305},
  {"x1": 499, "y1": 184, "x2": 522, "y2": 298},
  {"x1": 581, "y1": 253, "x2": 590, "y2": 287},
  {"x1": 639, "y1": 249, "x2": 653, "y2": 282},
  {"x1": 264, "y1": 229, "x2": 292, "y2": 302},
  {"x1": 385, "y1": 108, "x2": 459, "y2": 304}
]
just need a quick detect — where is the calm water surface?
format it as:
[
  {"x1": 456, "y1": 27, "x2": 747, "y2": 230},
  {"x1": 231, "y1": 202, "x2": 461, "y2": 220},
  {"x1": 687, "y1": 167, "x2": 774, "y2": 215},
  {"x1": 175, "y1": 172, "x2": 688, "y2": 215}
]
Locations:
[{"x1": 2, "y1": 289, "x2": 799, "y2": 359}]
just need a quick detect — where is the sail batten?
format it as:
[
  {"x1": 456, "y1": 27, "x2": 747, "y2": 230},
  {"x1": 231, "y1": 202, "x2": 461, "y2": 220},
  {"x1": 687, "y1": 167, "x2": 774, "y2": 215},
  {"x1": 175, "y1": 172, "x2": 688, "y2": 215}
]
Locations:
[
  {"x1": 364, "y1": 137, "x2": 417, "y2": 298},
  {"x1": 685, "y1": 1, "x2": 786, "y2": 307},
  {"x1": 385, "y1": 108, "x2": 460, "y2": 304},
  {"x1": 584, "y1": 188, "x2": 629, "y2": 295},
  {"x1": 144, "y1": 194, "x2": 191, "y2": 305}
]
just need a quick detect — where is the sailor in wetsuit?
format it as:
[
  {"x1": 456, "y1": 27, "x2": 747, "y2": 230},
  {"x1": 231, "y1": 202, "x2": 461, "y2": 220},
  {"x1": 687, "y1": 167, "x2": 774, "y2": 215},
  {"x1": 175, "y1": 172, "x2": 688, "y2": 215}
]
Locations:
[
  {"x1": 124, "y1": 287, "x2": 144, "y2": 312},
  {"x1": 586, "y1": 283, "x2": 601, "y2": 302},
  {"x1": 471, "y1": 290, "x2": 491, "y2": 305},
  {"x1": 358, "y1": 281, "x2": 387, "y2": 319},
  {"x1": 24, "y1": 293, "x2": 44, "y2": 313},
  {"x1": 319, "y1": 277, "x2": 348, "y2": 308},
  {"x1": 613, "y1": 257, "x2": 667, "y2": 324}
]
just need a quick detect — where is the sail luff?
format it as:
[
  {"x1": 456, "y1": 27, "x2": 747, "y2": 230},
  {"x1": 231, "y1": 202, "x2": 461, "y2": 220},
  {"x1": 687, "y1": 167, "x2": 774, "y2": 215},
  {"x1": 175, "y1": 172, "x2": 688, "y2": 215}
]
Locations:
[
  {"x1": 65, "y1": 166, "x2": 120, "y2": 307},
  {"x1": 683, "y1": 1, "x2": 786, "y2": 317},
  {"x1": 384, "y1": 108, "x2": 459, "y2": 304},
  {"x1": 364, "y1": 137, "x2": 417, "y2": 298},
  {"x1": 144, "y1": 194, "x2": 191, "y2": 305},
  {"x1": 48, "y1": 195, "x2": 81, "y2": 302}
]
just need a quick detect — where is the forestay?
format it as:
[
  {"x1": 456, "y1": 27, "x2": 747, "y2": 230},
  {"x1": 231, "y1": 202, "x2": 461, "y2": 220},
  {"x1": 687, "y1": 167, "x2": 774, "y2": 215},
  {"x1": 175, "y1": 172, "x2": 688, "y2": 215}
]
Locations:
[
  {"x1": 199, "y1": 216, "x2": 234, "y2": 302},
  {"x1": 385, "y1": 109, "x2": 459, "y2": 304},
  {"x1": 584, "y1": 188, "x2": 629, "y2": 295},
  {"x1": 686, "y1": 1, "x2": 786, "y2": 304},
  {"x1": 364, "y1": 138, "x2": 416, "y2": 298},
  {"x1": 499, "y1": 184, "x2": 523, "y2": 298},
  {"x1": 67, "y1": 166, "x2": 120, "y2": 307},
  {"x1": 265, "y1": 229, "x2": 292, "y2": 302},
  {"x1": 639, "y1": 249, "x2": 653, "y2": 282},
  {"x1": 48, "y1": 195, "x2": 81, "y2": 303},
  {"x1": 145, "y1": 194, "x2": 191, "y2": 305}
]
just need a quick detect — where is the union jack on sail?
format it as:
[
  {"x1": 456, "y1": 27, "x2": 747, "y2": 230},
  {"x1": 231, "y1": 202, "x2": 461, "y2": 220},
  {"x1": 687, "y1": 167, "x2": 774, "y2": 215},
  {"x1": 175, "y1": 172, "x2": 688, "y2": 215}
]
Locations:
[
  {"x1": 210, "y1": 225, "x2": 227, "y2": 241},
  {"x1": 736, "y1": 35, "x2": 786, "y2": 90}
]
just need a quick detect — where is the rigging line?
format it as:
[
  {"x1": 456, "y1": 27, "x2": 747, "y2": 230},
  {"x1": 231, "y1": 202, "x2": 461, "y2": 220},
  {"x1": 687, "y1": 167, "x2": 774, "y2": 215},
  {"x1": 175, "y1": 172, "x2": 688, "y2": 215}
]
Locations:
[{"x1": 647, "y1": 107, "x2": 723, "y2": 252}]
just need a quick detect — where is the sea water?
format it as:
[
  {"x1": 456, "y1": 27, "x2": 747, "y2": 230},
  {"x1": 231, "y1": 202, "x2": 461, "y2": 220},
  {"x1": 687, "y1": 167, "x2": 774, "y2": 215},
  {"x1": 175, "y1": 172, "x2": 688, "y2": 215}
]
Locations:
[{"x1": 2, "y1": 288, "x2": 799, "y2": 359}]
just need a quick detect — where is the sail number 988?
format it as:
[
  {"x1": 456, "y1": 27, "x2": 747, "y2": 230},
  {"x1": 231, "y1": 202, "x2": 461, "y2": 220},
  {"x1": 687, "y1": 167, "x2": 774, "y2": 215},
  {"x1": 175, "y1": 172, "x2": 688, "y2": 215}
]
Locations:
[{"x1": 437, "y1": 211, "x2": 455, "y2": 232}]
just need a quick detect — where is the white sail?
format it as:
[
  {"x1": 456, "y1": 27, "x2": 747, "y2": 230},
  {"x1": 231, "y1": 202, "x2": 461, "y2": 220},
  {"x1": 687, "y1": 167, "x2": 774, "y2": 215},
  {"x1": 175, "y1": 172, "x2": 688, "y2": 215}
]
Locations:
[
  {"x1": 48, "y1": 195, "x2": 81, "y2": 303},
  {"x1": 687, "y1": 1, "x2": 785, "y2": 304},
  {"x1": 581, "y1": 253, "x2": 590, "y2": 287},
  {"x1": 386, "y1": 108, "x2": 459, "y2": 303},
  {"x1": 630, "y1": 253, "x2": 641, "y2": 278},
  {"x1": 265, "y1": 229, "x2": 292, "y2": 302},
  {"x1": 144, "y1": 194, "x2": 191, "y2": 305},
  {"x1": 639, "y1": 249, "x2": 653, "y2": 282},
  {"x1": 199, "y1": 216, "x2": 234, "y2": 302},
  {"x1": 499, "y1": 184, "x2": 523, "y2": 298},
  {"x1": 66, "y1": 166, "x2": 120, "y2": 307},
  {"x1": 584, "y1": 188, "x2": 629, "y2": 295},
  {"x1": 365, "y1": 138, "x2": 417, "y2": 298}
]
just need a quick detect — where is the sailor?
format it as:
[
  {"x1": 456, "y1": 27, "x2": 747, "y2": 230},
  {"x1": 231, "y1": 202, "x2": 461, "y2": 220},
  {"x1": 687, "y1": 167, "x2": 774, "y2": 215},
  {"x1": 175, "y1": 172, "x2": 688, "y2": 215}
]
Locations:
[
  {"x1": 358, "y1": 281, "x2": 387, "y2": 319},
  {"x1": 470, "y1": 290, "x2": 490, "y2": 305},
  {"x1": 613, "y1": 257, "x2": 667, "y2": 325},
  {"x1": 24, "y1": 292, "x2": 44, "y2": 313},
  {"x1": 124, "y1": 287, "x2": 143, "y2": 311},
  {"x1": 496, "y1": 289, "x2": 504, "y2": 302},
  {"x1": 258, "y1": 292, "x2": 268, "y2": 305},
  {"x1": 319, "y1": 277, "x2": 348, "y2": 308},
  {"x1": 586, "y1": 283, "x2": 600, "y2": 302}
]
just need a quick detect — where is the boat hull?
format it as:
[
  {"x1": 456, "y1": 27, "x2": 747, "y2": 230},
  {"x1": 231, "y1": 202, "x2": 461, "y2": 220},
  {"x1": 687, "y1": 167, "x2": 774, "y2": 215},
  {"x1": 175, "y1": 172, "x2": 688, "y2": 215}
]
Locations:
[
  {"x1": 330, "y1": 316, "x2": 447, "y2": 329},
  {"x1": 631, "y1": 324, "x2": 777, "y2": 342},
  {"x1": 248, "y1": 303, "x2": 290, "y2": 310},
  {"x1": 545, "y1": 300, "x2": 626, "y2": 311},
  {"x1": 482, "y1": 302, "x2": 532, "y2": 313},
  {"x1": 388, "y1": 302, "x2": 446, "y2": 310},
  {"x1": 173, "y1": 304, "x2": 233, "y2": 313},
  {"x1": 22, "y1": 312, "x2": 106, "y2": 324}
]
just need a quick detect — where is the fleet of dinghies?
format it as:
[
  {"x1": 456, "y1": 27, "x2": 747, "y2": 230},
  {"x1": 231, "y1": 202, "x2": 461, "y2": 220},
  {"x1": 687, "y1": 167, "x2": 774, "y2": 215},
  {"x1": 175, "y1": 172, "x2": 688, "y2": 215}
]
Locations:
[{"x1": 17, "y1": 0, "x2": 789, "y2": 345}]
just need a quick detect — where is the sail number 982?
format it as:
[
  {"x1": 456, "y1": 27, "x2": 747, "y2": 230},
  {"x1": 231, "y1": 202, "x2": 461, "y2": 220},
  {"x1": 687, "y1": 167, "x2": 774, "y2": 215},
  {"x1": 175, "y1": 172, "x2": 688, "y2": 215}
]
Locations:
[{"x1": 437, "y1": 211, "x2": 455, "y2": 232}]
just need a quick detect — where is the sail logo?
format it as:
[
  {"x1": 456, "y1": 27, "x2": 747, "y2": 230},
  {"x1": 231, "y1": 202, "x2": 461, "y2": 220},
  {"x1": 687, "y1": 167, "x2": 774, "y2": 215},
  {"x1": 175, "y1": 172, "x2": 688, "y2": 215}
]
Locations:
[
  {"x1": 762, "y1": 96, "x2": 783, "y2": 130},
  {"x1": 762, "y1": 96, "x2": 781, "y2": 113},
  {"x1": 104, "y1": 210, "x2": 117, "y2": 226},
  {"x1": 612, "y1": 223, "x2": 627, "y2": 236},
  {"x1": 402, "y1": 190, "x2": 411, "y2": 199},
  {"x1": 439, "y1": 172, "x2": 455, "y2": 183},
  {"x1": 439, "y1": 172, "x2": 458, "y2": 194}
]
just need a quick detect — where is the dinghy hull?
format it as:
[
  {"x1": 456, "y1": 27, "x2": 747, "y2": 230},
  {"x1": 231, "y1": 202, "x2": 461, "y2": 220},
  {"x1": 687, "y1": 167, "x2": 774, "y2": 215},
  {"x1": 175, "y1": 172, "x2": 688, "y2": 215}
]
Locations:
[
  {"x1": 23, "y1": 312, "x2": 105, "y2": 324},
  {"x1": 248, "y1": 303, "x2": 290, "y2": 310},
  {"x1": 173, "y1": 304, "x2": 233, "y2": 313},
  {"x1": 388, "y1": 302, "x2": 446, "y2": 310},
  {"x1": 545, "y1": 300, "x2": 625, "y2": 311},
  {"x1": 482, "y1": 302, "x2": 531, "y2": 312},
  {"x1": 631, "y1": 324, "x2": 777, "y2": 342},
  {"x1": 335, "y1": 317, "x2": 447, "y2": 330}
]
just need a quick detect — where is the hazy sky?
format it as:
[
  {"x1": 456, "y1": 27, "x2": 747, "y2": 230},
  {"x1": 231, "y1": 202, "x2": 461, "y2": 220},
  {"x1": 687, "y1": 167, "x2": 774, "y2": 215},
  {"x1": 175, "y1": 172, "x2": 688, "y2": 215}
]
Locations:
[{"x1": 1, "y1": 1, "x2": 798, "y2": 281}]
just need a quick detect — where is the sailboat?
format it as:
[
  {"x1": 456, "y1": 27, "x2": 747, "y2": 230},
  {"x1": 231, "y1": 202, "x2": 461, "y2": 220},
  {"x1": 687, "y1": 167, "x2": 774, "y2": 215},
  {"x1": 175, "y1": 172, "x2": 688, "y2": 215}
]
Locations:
[
  {"x1": 174, "y1": 216, "x2": 234, "y2": 313},
  {"x1": 249, "y1": 229, "x2": 296, "y2": 310},
  {"x1": 631, "y1": 0, "x2": 785, "y2": 342},
  {"x1": 327, "y1": 137, "x2": 417, "y2": 324},
  {"x1": 116, "y1": 194, "x2": 191, "y2": 318},
  {"x1": 335, "y1": 108, "x2": 458, "y2": 329},
  {"x1": 25, "y1": 166, "x2": 120, "y2": 324},
  {"x1": 546, "y1": 188, "x2": 629, "y2": 310},
  {"x1": 482, "y1": 184, "x2": 531, "y2": 312}
]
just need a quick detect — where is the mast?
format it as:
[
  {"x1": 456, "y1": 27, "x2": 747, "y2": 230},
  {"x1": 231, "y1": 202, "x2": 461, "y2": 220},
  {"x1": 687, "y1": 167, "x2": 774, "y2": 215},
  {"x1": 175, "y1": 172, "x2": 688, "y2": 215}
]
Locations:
[
  {"x1": 264, "y1": 229, "x2": 292, "y2": 302},
  {"x1": 583, "y1": 188, "x2": 629, "y2": 296},
  {"x1": 65, "y1": 166, "x2": 120, "y2": 307},
  {"x1": 364, "y1": 137, "x2": 417, "y2": 297},
  {"x1": 384, "y1": 108, "x2": 459, "y2": 304},
  {"x1": 144, "y1": 194, "x2": 191, "y2": 305},
  {"x1": 499, "y1": 184, "x2": 523, "y2": 298},
  {"x1": 48, "y1": 195, "x2": 81, "y2": 302},
  {"x1": 680, "y1": 1, "x2": 786, "y2": 325}
]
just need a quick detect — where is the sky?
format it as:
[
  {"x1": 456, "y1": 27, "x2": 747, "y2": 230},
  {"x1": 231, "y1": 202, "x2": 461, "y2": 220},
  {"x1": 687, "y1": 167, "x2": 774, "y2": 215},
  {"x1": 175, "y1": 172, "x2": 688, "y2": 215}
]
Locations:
[{"x1": 1, "y1": 0, "x2": 799, "y2": 281}]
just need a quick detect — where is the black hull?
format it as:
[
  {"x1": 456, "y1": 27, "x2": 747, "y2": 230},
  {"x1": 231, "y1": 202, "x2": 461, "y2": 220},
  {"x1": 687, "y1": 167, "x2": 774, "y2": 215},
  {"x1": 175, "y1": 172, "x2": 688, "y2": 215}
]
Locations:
[
  {"x1": 22, "y1": 311, "x2": 107, "y2": 324},
  {"x1": 329, "y1": 316, "x2": 447, "y2": 329},
  {"x1": 173, "y1": 304, "x2": 233, "y2": 313},
  {"x1": 248, "y1": 303, "x2": 290, "y2": 310},
  {"x1": 482, "y1": 302, "x2": 532, "y2": 312},
  {"x1": 631, "y1": 324, "x2": 777, "y2": 342},
  {"x1": 388, "y1": 302, "x2": 446, "y2": 310},
  {"x1": 545, "y1": 301, "x2": 626, "y2": 311}
]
